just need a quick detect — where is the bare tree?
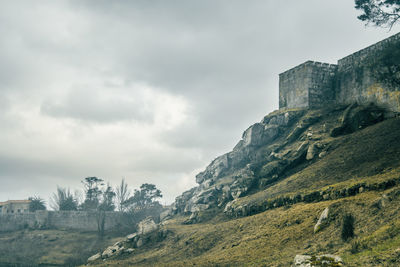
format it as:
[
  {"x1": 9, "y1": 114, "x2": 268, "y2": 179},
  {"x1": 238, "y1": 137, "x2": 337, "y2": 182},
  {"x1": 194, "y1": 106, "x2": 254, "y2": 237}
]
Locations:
[{"x1": 115, "y1": 178, "x2": 130, "y2": 212}]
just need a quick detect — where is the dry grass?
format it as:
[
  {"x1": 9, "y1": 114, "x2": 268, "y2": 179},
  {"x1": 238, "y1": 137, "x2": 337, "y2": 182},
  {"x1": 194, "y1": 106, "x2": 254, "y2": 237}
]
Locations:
[{"x1": 0, "y1": 229, "x2": 122, "y2": 266}]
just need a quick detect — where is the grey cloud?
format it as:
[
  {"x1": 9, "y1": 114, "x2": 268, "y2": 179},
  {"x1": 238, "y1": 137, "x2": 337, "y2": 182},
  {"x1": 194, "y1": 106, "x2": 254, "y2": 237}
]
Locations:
[
  {"x1": 40, "y1": 87, "x2": 153, "y2": 123},
  {"x1": 0, "y1": 0, "x2": 399, "y2": 204}
]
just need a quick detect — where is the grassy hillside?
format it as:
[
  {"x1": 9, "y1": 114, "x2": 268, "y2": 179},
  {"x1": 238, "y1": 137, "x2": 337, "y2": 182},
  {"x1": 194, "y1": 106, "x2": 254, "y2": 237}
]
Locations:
[
  {"x1": 94, "y1": 187, "x2": 400, "y2": 266},
  {"x1": 89, "y1": 116, "x2": 400, "y2": 266},
  {"x1": 0, "y1": 229, "x2": 122, "y2": 266}
]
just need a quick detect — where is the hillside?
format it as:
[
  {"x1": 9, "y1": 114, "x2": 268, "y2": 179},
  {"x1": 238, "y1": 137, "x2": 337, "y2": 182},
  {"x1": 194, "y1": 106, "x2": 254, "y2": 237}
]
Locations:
[
  {"x1": 85, "y1": 104, "x2": 400, "y2": 266},
  {"x1": 0, "y1": 229, "x2": 124, "y2": 266}
]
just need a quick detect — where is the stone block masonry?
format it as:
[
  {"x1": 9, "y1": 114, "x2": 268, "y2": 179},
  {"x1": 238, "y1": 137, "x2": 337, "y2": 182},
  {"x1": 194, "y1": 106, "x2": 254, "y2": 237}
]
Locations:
[
  {"x1": 279, "y1": 61, "x2": 338, "y2": 109},
  {"x1": 336, "y1": 33, "x2": 400, "y2": 111},
  {"x1": 279, "y1": 32, "x2": 400, "y2": 111}
]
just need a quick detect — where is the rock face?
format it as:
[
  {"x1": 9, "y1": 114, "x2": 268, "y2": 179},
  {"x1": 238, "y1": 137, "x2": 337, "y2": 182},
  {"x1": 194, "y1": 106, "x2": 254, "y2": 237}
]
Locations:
[
  {"x1": 314, "y1": 207, "x2": 329, "y2": 233},
  {"x1": 171, "y1": 109, "x2": 306, "y2": 219},
  {"x1": 171, "y1": 104, "x2": 391, "y2": 222}
]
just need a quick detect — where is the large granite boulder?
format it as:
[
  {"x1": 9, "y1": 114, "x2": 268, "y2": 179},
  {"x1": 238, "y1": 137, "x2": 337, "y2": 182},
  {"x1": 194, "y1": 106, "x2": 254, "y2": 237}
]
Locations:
[{"x1": 138, "y1": 218, "x2": 158, "y2": 235}]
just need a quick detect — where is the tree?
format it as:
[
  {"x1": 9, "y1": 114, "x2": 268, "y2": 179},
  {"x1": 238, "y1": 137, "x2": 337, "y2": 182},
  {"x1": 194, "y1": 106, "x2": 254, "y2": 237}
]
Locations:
[
  {"x1": 355, "y1": 0, "x2": 400, "y2": 29},
  {"x1": 115, "y1": 178, "x2": 130, "y2": 212},
  {"x1": 50, "y1": 187, "x2": 78, "y2": 211},
  {"x1": 99, "y1": 184, "x2": 116, "y2": 212},
  {"x1": 96, "y1": 184, "x2": 116, "y2": 236},
  {"x1": 28, "y1": 196, "x2": 46, "y2": 212},
  {"x1": 80, "y1": 177, "x2": 116, "y2": 237},
  {"x1": 124, "y1": 183, "x2": 162, "y2": 210},
  {"x1": 80, "y1": 176, "x2": 104, "y2": 211}
]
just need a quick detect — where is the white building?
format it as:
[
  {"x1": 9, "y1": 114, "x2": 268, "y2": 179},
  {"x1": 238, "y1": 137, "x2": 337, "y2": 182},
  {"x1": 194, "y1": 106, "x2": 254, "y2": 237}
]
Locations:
[{"x1": 0, "y1": 200, "x2": 31, "y2": 214}]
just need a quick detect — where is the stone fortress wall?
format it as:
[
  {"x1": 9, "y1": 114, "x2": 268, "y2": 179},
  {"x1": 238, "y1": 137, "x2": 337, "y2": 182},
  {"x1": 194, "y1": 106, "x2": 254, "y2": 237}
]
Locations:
[
  {"x1": 279, "y1": 61, "x2": 338, "y2": 109},
  {"x1": 280, "y1": 32, "x2": 400, "y2": 111},
  {"x1": 337, "y1": 32, "x2": 400, "y2": 111}
]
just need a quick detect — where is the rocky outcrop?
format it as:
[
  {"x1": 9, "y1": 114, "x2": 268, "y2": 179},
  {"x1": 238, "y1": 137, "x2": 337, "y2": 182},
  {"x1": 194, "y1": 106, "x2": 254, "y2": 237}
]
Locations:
[
  {"x1": 172, "y1": 109, "x2": 306, "y2": 218},
  {"x1": 293, "y1": 254, "x2": 343, "y2": 266},
  {"x1": 172, "y1": 104, "x2": 391, "y2": 222},
  {"x1": 87, "y1": 218, "x2": 168, "y2": 264}
]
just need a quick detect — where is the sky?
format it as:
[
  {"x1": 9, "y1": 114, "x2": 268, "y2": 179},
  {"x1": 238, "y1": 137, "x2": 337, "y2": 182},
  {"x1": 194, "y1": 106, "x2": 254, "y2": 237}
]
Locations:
[{"x1": 0, "y1": 0, "x2": 399, "y2": 205}]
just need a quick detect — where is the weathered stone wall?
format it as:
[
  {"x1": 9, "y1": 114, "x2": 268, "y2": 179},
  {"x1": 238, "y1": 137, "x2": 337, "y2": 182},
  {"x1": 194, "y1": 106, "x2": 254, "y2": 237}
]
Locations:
[
  {"x1": 279, "y1": 32, "x2": 400, "y2": 111},
  {"x1": 336, "y1": 32, "x2": 400, "y2": 111},
  {"x1": 0, "y1": 211, "x2": 121, "y2": 232},
  {"x1": 279, "y1": 61, "x2": 337, "y2": 109},
  {"x1": 307, "y1": 62, "x2": 338, "y2": 108}
]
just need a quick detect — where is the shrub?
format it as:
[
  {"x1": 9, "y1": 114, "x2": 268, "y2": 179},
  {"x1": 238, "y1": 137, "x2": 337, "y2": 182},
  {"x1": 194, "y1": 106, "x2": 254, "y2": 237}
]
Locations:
[{"x1": 341, "y1": 214, "x2": 355, "y2": 241}]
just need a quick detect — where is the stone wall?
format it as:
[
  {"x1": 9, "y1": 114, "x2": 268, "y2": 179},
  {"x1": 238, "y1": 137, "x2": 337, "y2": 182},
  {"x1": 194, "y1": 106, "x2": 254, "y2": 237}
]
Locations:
[
  {"x1": 279, "y1": 32, "x2": 400, "y2": 111},
  {"x1": 0, "y1": 211, "x2": 120, "y2": 232},
  {"x1": 279, "y1": 61, "x2": 337, "y2": 109},
  {"x1": 336, "y1": 32, "x2": 400, "y2": 111},
  {"x1": 307, "y1": 62, "x2": 338, "y2": 108},
  {"x1": 0, "y1": 207, "x2": 162, "y2": 232}
]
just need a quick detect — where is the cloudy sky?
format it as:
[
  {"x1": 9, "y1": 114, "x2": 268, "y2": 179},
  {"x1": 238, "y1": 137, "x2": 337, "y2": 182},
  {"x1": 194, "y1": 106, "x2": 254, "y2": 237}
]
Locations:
[{"x1": 0, "y1": 0, "x2": 399, "y2": 205}]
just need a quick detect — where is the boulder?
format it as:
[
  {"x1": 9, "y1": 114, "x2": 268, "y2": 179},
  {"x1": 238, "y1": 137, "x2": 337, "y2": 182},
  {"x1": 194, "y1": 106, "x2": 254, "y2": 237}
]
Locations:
[
  {"x1": 137, "y1": 218, "x2": 158, "y2": 235},
  {"x1": 126, "y1": 233, "x2": 138, "y2": 242},
  {"x1": 87, "y1": 252, "x2": 101, "y2": 263},
  {"x1": 293, "y1": 254, "x2": 343, "y2": 266},
  {"x1": 124, "y1": 248, "x2": 135, "y2": 254},
  {"x1": 314, "y1": 207, "x2": 329, "y2": 233},
  {"x1": 293, "y1": 254, "x2": 312, "y2": 266},
  {"x1": 306, "y1": 143, "x2": 316, "y2": 160},
  {"x1": 136, "y1": 237, "x2": 144, "y2": 248},
  {"x1": 102, "y1": 245, "x2": 122, "y2": 259}
]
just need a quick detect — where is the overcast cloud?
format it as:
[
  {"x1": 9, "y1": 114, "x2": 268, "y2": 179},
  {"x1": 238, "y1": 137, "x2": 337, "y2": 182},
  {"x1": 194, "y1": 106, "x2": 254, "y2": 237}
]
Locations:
[{"x1": 0, "y1": 0, "x2": 399, "y2": 204}]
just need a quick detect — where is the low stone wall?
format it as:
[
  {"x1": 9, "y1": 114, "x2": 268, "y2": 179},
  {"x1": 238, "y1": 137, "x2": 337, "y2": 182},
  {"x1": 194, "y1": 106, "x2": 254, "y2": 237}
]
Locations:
[
  {"x1": 0, "y1": 207, "x2": 163, "y2": 232},
  {"x1": 0, "y1": 211, "x2": 121, "y2": 232}
]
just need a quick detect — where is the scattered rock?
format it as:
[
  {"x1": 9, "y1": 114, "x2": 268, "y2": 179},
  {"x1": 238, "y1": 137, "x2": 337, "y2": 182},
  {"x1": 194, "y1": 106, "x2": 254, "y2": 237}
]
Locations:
[
  {"x1": 102, "y1": 245, "x2": 123, "y2": 259},
  {"x1": 124, "y1": 248, "x2": 134, "y2": 254},
  {"x1": 126, "y1": 233, "x2": 138, "y2": 242},
  {"x1": 293, "y1": 254, "x2": 343, "y2": 266},
  {"x1": 136, "y1": 238, "x2": 144, "y2": 248},
  {"x1": 306, "y1": 143, "x2": 317, "y2": 160},
  {"x1": 293, "y1": 254, "x2": 311, "y2": 266}
]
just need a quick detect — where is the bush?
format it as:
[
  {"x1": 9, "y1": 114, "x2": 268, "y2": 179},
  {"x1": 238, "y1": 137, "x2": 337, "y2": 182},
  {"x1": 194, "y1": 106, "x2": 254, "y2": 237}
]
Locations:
[{"x1": 341, "y1": 214, "x2": 355, "y2": 241}]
